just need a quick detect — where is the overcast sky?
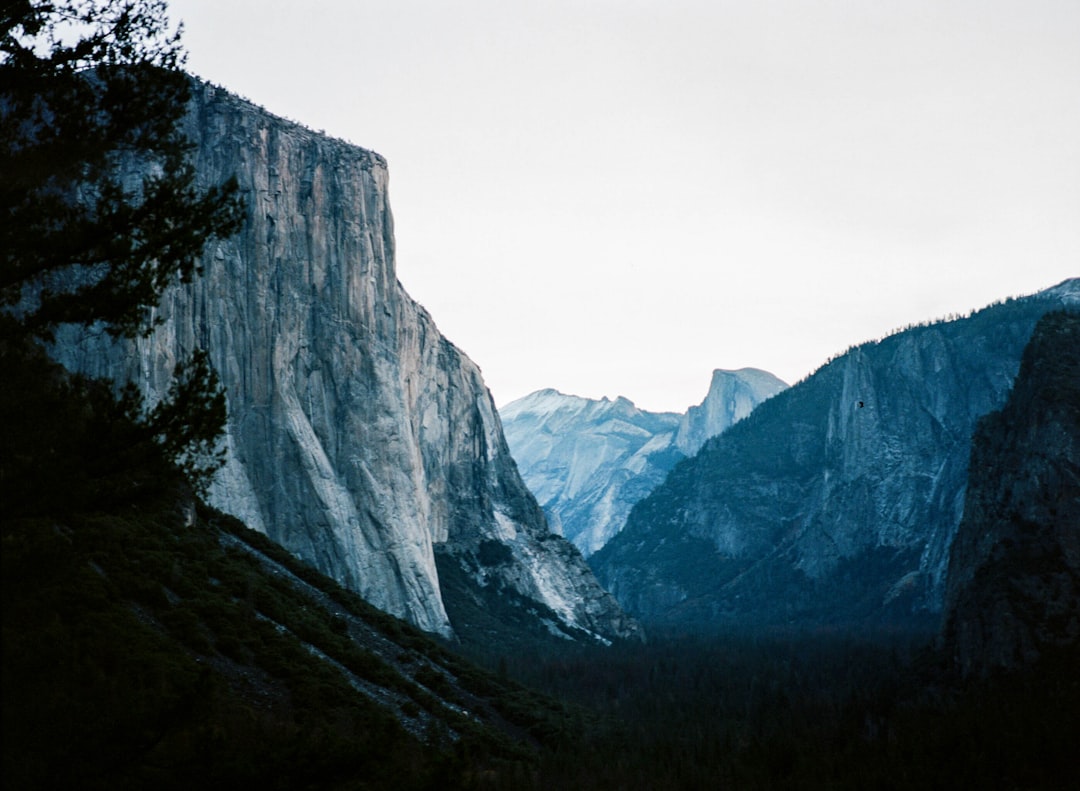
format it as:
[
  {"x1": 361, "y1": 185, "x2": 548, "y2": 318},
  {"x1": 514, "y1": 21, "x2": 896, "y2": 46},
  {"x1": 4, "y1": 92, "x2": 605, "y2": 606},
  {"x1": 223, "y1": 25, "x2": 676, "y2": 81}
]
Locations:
[{"x1": 167, "y1": 0, "x2": 1078, "y2": 413}]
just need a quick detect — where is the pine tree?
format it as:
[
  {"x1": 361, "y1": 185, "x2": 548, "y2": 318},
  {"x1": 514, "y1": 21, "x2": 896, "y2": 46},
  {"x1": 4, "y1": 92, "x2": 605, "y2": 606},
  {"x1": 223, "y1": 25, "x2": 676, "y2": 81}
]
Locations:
[
  {"x1": 1, "y1": 0, "x2": 241, "y2": 339},
  {"x1": 1, "y1": 1, "x2": 243, "y2": 502}
]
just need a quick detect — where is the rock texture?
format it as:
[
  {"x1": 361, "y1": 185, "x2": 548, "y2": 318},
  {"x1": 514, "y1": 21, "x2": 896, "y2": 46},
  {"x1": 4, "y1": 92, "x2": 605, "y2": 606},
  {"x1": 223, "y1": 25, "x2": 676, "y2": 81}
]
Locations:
[
  {"x1": 50, "y1": 81, "x2": 639, "y2": 643},
  {"x1": 674, "y1": 368, "x2": 788, "y2": 456},
  {"x1": 942, "y1": 310, "x2": 1080, "y2": 676},
  {"x1": 590, "y1": 281, "x2": 1080, "y2": 631},
  {"x1": 500, "y1": 391, "x2": 683, "y2": 557},
  {"x1": 500, "y1": 369, "x2": 785, "y2": 556}
]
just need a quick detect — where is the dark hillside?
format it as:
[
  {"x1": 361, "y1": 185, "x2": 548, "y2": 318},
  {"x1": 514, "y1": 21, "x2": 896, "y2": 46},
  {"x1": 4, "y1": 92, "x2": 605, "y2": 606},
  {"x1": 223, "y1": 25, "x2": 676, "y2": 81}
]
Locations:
[
  {"x1": 0, "y1": 350, "x2": 581, "y2": 790},
  {"x1": 5, "y1": 315, "x2": 1077, "y2": 791},
  {"x1": 943, "y1": 310, "x2": 1080, "y2": 676}
]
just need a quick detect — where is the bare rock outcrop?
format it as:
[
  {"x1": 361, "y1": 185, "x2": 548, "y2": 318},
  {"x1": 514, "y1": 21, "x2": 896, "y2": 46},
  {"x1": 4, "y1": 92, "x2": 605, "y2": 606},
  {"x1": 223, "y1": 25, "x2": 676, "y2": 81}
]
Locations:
[{"x1": 51, "y1": 81, "x2": 639, "y2": 643}]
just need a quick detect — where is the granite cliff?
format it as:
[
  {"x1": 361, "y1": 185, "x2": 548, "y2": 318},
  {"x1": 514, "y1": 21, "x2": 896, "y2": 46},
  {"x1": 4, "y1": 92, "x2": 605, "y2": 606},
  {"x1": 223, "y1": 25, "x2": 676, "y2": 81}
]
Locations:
[
  {"x1": 500, "y1": 391, "x2": 683, "y2": 558},
  {"x1": 674, "y1": 368, "x2": 788, "y2": 456},
  {"x1": 500, "y1": 369, "x2": 786, "y2": 556},
  {"x1": 942, "y1": 310, "x2": 1080, "y2": 676},
  {"x1": 51, "y1": 81, "x2": 638, "y2": 643},
  {"x1": 590, "y1": 281, "x2": 1080, "y2": 631}
]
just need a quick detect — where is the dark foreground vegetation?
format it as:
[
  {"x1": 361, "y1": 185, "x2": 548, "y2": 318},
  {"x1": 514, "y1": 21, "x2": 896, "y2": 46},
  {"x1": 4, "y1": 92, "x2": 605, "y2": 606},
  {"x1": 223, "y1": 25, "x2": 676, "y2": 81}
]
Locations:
[
  {"x1": 3, "y1": 342, "x2": 1077, "y2": 791},
  {"x1": 1, "y1": 398, "x2": 576, "y2": 788},
  {"x1": 470, "y1": 629, "x2": 1080, "y2": 790},
  {"x1": 4, "y1": 338, "x2": 1076, "y2": 789},
  {"x1": 0, "y1": 347, "x2": 574, "y2": 791},
  {"x1": 6, "y1": 472, "x2": 1077, "y2": 791}
]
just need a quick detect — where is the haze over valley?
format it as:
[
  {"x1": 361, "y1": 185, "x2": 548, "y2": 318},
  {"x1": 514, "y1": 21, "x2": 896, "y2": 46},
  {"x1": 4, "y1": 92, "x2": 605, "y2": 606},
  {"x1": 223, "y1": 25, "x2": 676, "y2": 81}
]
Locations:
[{"x1": 4, "y1": 3, "x2": 1078, "y2": 788}]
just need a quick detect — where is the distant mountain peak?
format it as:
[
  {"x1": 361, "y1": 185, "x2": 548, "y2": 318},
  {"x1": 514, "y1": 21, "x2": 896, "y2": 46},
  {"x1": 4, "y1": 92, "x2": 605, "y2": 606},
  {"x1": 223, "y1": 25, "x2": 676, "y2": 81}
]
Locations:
[
  {"x1": 675, "y1": 368, "x2": 788, "y2": 456},
  {"x1": 590, "y1": 282, "x2": 1078, "y2": 633},
  {"x1": 500, "y1": 369, "x2": 785, "y2": 556}
]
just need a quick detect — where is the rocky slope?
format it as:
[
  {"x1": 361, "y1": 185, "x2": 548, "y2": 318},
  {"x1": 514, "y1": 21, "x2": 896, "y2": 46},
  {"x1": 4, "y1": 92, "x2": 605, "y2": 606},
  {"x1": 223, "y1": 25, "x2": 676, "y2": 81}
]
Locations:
[
  {"x1": 500, "y1": 369, "x2": 786, "y2": 556},
  {"x1": 50, "y1": 80, "x2": 638, "y2": 644},
  {"x1": 499, "y1": 391, "x2": 682, "y2": 557},
  {"x1": 942, "y1": 310, "x2": 1080, "y2": 676},
  {"x1": 590, "y1": 281, "x2": 1080, "y2": 631}
]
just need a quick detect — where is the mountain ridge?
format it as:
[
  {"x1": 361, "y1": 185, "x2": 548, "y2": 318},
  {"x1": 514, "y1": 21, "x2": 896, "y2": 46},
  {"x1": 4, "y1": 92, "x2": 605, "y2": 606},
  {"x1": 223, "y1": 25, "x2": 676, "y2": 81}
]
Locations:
[
  {"x1": 500, "y1": 368, "x2": 786, "y2": 556},
  {"x1": 590, "y1": 280, "x2": 1079, "y2": 631}
]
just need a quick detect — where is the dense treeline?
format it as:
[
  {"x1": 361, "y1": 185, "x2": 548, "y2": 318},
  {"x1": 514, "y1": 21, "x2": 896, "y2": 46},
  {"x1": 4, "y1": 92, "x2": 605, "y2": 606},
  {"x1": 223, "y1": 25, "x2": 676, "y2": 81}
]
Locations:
[{"x1": 461, "y1": 628, "x2": 1079, "y2": 790}]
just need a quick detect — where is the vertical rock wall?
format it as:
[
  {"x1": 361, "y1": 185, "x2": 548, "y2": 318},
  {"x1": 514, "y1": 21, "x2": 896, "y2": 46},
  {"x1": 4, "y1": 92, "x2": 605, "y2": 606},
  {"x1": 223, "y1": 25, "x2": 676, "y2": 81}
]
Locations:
[
  {"x1": 674, "y1": 368, "x2": 788, "y2": 456},
  {"x1": 52, "y1": 81, "x2": 637, "y2": 642}
]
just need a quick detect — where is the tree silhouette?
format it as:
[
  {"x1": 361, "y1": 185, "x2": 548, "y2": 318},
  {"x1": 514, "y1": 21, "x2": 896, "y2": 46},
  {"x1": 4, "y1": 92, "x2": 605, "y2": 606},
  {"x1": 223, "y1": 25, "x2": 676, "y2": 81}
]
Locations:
[
  {"x1": 1, "y1": 1, "x2": 242, "y2": 497},
  {"x1": 1, "y1": 0, "x2": 241, "y2": 340}
]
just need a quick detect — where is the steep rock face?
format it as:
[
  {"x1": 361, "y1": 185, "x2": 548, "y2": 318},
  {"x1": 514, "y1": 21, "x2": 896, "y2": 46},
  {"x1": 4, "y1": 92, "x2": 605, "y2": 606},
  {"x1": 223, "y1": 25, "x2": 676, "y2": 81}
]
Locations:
[
  {"x1": 500, "y1": 390, "x2": 683, "y2": 556},
  {"x1": 674, "y1": 368, "x2": 788, "y2": 456},
  {"x1": 51, "y1": 81, "x2": 638, "y2": 643},
  {"x1": 942, "y1": 310, "x2": 1080, "y2": 676},
  {"x1": 500, "y1": 369, "x2": 785, "y2": 556},
  {"x1": 590, "y1": 281, "x2": 1080, "y2": 631}
]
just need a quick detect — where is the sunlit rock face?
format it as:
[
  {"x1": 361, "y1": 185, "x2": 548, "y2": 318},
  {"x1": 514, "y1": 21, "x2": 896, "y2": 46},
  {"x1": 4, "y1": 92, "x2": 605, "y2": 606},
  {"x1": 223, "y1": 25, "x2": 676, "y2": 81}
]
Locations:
[
  {"x1": 590, "y1": 281, "x2": 1080, "y2": 632},
  {"x1": 51, "y1": 81, "x2": 639, "y2": 643},
  {"x1": 942, "y1": 310, "x2": 1080, "y2": 677},
  {"x1": 500, "y1": 369, "x2": 786, "y2": 557},
  {"x1": 674, "y1": 368, "x2": 788, "y2": 457},
  {"x1": 500, "y1": 391, "x2": 683, "y2": 558}
]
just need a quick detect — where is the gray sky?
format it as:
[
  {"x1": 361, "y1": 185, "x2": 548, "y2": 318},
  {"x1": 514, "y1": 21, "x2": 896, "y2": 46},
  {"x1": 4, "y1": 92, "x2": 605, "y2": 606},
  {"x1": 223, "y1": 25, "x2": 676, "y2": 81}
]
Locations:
[{"x1": 168, "y1": 0, "x2": 1079, "y2": 413}]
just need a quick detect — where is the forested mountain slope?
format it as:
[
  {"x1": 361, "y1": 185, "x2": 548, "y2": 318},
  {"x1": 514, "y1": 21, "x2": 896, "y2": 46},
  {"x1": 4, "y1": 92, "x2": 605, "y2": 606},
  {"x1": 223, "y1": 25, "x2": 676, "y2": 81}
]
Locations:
[
  {"x1": 943, "y1": 309, "x2": 1080, "y2": 676},
  {"x1": 591, "y1": 280, "x2": 1079, "y2": 631}
]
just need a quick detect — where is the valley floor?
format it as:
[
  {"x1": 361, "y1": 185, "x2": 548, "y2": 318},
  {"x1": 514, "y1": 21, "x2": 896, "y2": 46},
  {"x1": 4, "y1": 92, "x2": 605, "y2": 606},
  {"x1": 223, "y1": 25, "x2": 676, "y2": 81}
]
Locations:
[{"x1": 462, "y1": 627, "x2": 1079, "y2": 790}]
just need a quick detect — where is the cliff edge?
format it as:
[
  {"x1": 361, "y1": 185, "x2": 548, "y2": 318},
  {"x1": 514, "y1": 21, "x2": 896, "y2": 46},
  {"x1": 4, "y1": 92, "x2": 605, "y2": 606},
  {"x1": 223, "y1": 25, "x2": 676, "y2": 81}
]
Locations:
[{"x1": 51, "y1": 80, "x2": 639, "y2": 643}]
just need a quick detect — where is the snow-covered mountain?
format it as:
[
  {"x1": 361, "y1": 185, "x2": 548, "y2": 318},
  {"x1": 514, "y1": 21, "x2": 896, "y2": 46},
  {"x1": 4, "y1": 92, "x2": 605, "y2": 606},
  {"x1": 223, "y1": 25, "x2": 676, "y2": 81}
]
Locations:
[{"x1": 500, "y1": 369, "x2": 787, "y2": 556}]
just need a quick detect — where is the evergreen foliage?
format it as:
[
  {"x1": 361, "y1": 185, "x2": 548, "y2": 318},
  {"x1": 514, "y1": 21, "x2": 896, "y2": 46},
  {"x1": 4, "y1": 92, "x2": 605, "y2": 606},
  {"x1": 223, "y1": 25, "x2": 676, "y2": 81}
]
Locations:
[
  {"x1": 1, "y1": 481, "x2": 572, "y2": 788},
  {"x1": 591, "y1": 294, "x2": 1066, "y2": 631},
  {"x1": 1, "y1": 0, "x2": 242, "y2": 341},
  {"x1": 1, "y1": 0, "x2": 241, "y2": 492},
  {"x1": 475, "y1": 632, "x2": 1079, "y2": 790},
  {"x1": 1, "y1": 342, "x2": 175, "y2": 517},
  {"x1": 143, "y1": 348, "x2": 227, "y2": 492}
]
